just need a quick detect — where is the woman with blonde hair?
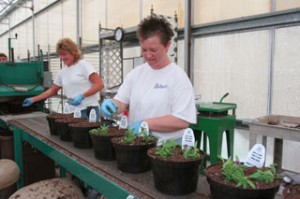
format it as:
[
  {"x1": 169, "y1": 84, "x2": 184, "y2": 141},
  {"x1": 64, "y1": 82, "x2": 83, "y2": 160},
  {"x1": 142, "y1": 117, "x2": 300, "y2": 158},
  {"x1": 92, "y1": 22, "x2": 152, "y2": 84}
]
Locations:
[{"x1": 23, "y1": 38, "x2": 104, "y2": 120}]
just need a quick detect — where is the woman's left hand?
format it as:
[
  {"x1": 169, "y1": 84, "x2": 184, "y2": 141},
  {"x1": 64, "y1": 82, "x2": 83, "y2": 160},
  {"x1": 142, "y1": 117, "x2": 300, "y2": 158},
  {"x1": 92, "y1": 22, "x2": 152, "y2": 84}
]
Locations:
[{"x1": 70, "y1": 94, "x2": 84, "y2": 106}]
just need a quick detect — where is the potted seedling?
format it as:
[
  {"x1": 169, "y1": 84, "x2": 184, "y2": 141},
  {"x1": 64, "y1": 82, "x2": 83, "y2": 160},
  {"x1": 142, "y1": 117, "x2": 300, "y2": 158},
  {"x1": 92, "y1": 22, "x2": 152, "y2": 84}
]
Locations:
[
  {"x1": 111, "y1": 128, "x2": 158, "y2": 174},
  {"x1": 283, "y1": 184, "x2": 300, "y2": 199},
  {"x1": 89, "y1": 125, "x2": 126, "y2": 161},
  {"x1": 56, "y1": 117, "x2": 86, "y2": 141},
  {"x1": 147, "y1": 139, "x2": 204, "y2": 195},
  {"x1": 68, "y1": 121, "x2": 101, "y2": 149},
  {"x1": 46, "y1": 113, "x2": 73, "y2": 135},
  {"x1": 206, "y1": 156, "x2": 282, "y2": 199}
]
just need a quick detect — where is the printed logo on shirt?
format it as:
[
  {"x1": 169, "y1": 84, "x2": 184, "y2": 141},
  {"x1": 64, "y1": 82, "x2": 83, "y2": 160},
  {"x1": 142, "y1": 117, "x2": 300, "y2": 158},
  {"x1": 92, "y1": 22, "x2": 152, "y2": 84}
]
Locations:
[{"x1": 154, "y1": 83, "x2": 167, "y2": 89}]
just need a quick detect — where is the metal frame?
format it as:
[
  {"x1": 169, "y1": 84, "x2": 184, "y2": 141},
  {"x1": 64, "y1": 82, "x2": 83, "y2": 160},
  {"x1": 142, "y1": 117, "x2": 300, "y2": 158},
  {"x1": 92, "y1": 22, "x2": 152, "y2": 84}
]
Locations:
[
  {"x1": 187, "y1": 8, "x2": 300, "y2": 38},
  {"x1": 12, "y1": 126, "x2": 135, "y2": 198}
]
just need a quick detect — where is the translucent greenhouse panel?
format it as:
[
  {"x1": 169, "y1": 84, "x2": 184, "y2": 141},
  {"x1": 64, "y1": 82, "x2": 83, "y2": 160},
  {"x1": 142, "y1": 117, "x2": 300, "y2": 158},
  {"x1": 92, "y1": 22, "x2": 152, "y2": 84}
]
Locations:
[
  {"x1": 272, "y1": 26, "x2": 300, "y2": 116},
  {"x1": 107, "y1": 0, "x2": 140, "y2": 28},
  {"x1": 35, "y1": 12, "x2": 51, "y2": 53},
  {"x1": 273, "y1": 26, "x2": 300, "y2": 173},
  {"x1": 47, "y1": 4, "x2": 64, "y2": 47},
  {"x1": 34, "y1": 0, "x2": 58, "y2": 13},
  {"x1": 276, "y1": 0, "x2": 300, "y2": 11},
  {"x1": 194, "y1": 0, "x2": 270, "y2": 25},
  {"x1": 193, "y1": 30, "x2": 270, "y2": 119},
  {"x1": 82, "y1": 0, "x2": 105, "y2": 43},
  {"x1": 61, "y1": 1, "x2": 76, "y2": 40}
]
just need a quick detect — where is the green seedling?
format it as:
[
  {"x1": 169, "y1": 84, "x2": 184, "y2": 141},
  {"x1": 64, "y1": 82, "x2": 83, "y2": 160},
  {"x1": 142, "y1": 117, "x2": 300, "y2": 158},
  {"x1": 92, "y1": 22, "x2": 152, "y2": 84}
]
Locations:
[
  {"x1": 89, "y1": 125, "x2": 109, "y2": 135},
  {"x1": 218, "y1": 156, "x2": 282, "y2": 189},
  {"x1": 140, "y1": 127, "x2": 158, "y2": 143},
  {"x1": 183, "y1": 141, "x2": 201, "y2": 159},
  {"x1": 155, "y1": 139, "x2": 179, "y2": 158},
  {"x1": 119, "y1": 129, "x2": 136, "y2": 144}
]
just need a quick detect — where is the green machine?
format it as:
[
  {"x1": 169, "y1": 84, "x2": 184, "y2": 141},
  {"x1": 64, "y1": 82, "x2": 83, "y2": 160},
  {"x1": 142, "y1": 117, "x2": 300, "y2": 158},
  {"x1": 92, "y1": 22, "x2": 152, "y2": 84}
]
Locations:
[
  {"x1": 0, "y1": 59, "x2": 45, "y2": 111},
  {"x1": 1, "y1": 35, "x2": 46, "y2": 107},
  {"x1": 0, "y1": 51, "x2": 47, "y2": 132},
  {"x1": 0, "y1": 61, "x2": 45, "y2": 96},
  {"x1": 0, "y1": 53, "x2": 57, "y2": 186}
]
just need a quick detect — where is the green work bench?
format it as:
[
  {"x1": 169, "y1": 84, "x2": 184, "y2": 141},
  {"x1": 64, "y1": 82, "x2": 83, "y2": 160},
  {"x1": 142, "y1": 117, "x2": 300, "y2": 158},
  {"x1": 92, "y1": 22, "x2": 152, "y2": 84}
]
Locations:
[
  {"x1": 8, "y1": 114, "x2": 208, "y2": 199},
  {"x1": 190, "y1": 102, "x2": 237, "y2": 170}
]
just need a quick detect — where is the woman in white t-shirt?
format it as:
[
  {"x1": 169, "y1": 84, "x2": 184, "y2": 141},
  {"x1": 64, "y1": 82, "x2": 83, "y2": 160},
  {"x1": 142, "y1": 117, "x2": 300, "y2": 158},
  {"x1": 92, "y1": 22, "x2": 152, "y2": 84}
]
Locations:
[
  {"x1": 101, "y1": 16, "x2": 196, "y2": 144},
  {"x1": 23, "y1": 38, "x2": 104, "y2": 120}
]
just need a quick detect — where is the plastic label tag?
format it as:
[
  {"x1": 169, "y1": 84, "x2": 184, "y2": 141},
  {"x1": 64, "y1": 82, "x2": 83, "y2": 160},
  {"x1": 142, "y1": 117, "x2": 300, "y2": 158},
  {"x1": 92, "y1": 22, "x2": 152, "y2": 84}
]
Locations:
[
  {"x1": 73, "y1": 108, "x2": 82, "y2": 118},
  {"x1": 88, "y1": 109, "x2": 97, "y2": 123},
  {"x1": 63, "y1": 102, "x2": 71, "y2": 114},
  {"x1": 139, "y1": 121, "x2": 149, "y2": 135},
  {"x1": 119, "y1": 115, "x2": 128, "y2": 129},
  {"x1": 245, "y1": 144, "x2": 265, "y2": 168},
  {"x1": 182, "y1": 128, "x2": 195, "y2": 149}
]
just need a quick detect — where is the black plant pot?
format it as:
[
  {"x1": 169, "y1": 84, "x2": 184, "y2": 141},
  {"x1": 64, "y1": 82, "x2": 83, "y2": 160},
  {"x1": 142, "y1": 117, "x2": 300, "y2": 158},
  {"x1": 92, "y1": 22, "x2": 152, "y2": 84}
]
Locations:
[
  {"x1": 69, "y1": 122, "x2": 100, "y2": 149},
  {"x1": 283, "y1": 184, "x2": 300, "y2": 199},
  {"x1": 206, "y1": 164, "x2": 281, "y2": 199},
  {"x1": 90, "y1": 128, "x2": 125, "y2": 161},
  {"x1": 147, "y1": 148, "x2": 203, "y2": 195},
  {"x1": 90, "y1": 134, "x2": 115, "y2": 161},
  {"x1": 112, "y1": 138, "x2": 156, "y2": 174},
  {"x1": 56, "y1": 117, "x2": 86, "y2": 141},
  {"x1": 46, "y1": 113, "x2": 73, "y2": 135}
]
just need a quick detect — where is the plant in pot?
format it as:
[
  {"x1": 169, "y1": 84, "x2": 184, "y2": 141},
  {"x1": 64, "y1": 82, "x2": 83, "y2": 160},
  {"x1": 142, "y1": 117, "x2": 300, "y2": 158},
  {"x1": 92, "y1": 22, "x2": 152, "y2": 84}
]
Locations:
[
  {"x1": 68, "y1": 121, "x2": 101, "y2": 149},
  {"x1": 283, "y1": 184, "x2": 300, "y2": 199},
  {"x1": 147, "y1": 139, "x2": 204, "y2": 195},
  {"x1": 56, "y1": 117, "x2": 86, "y2": 142},
  {"x1": 206, "y1": 156, "x2": 283, "y2": 199},
  {"x1": 89, "y1": 125, "x2": 126, "y2": 161},
  {"x1": 111, "y1": 129, "x2": 158, "y2": 174},
  {"x1": 46, "y1": 113, "x2": 73, "y2": 135}
]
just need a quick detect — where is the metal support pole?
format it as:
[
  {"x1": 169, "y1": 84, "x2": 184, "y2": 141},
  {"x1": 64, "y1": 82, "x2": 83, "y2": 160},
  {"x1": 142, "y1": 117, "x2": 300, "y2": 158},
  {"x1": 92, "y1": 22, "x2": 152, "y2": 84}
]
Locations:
[
  {"x1": 76, "y1": 0, "x2": 82, "y2": 45},
  {"x1": 32, "y1": 0, "x2": 36, "y2": 60},
  {"x1": 13, "y1": 128, "x2": 24, "y2": 188},
  {"x1": 184, "y1": 0, "x2": 192, "y2": 78},
  {"x1": 8, "y1": 38, "x2": 11, "y2": 61}
]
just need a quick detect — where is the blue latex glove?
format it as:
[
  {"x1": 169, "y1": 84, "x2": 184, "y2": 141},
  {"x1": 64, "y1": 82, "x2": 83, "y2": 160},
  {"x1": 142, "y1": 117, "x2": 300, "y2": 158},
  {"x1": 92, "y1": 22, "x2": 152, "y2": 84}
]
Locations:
[
  {"x1": 129, "y1": 121, "x2": 142, "y2": 134},
  {"x1": 22, "y1": 98, "x2": 33, "y2": 107},
  {"x1": 70, "y1": 94, "x2": 84, "y2": 106},
  {"x1": 101, "y1": 99, "x2": 118, "y2": 118}
]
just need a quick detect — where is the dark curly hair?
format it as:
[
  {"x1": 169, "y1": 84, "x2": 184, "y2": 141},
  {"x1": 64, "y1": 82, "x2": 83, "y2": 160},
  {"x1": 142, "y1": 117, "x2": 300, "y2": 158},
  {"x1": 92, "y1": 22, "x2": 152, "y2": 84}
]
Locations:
[{"x1": 137, "y1": 15, "x2": 174, "y2": 46}]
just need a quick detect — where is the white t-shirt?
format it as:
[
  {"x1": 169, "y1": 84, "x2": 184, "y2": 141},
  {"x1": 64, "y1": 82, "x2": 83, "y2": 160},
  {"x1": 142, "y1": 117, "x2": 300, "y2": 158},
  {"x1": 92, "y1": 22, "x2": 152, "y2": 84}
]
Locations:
[
  {"x1": 54, "y1": 59, "x2": 99, "y2": 111},
  {"x1": 115, "y1": 62, "x2": 196, "y2": 144}
]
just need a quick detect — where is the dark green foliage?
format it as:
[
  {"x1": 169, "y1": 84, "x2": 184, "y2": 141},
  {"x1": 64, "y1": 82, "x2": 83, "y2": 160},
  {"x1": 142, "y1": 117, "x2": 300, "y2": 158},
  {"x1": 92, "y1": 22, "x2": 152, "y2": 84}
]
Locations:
[
  {"x1": 219, "y1": 156, "x2": 282, "y2": 189},
  {"x1": 89, "y1": 125, "x2": 109, "y2": 135},
  {"x1": 183, "y1": 141, "x2": 201, "y2": 159},
  {"x1": 155, "y1": 139, "x2": 178, "y2": 158}
]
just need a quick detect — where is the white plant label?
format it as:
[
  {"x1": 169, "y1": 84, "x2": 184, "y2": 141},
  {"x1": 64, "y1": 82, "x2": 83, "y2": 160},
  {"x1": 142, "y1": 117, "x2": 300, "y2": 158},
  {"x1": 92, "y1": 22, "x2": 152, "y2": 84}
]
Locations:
[
  {"x1": 245, "y1": 144, "x2": 265, "y2": 168},
  {"x1": 88, "y1": 109, "x2": 97, "y2": 123},
  {"x1": 73, "y1": 108, "x2": 82, "y2": 118},
  {"x1": 119, "y1": 115, "x2": 128, "y2": 129},
  {"x1": 139, "y1": 121, "x2": 149, "y2": 135},
  {"x1": 182, "y1": 128, "x2": 195, "y2": 149},
  {"x1": 63, "y1": 102, "x2": 71, "y2": 114}
]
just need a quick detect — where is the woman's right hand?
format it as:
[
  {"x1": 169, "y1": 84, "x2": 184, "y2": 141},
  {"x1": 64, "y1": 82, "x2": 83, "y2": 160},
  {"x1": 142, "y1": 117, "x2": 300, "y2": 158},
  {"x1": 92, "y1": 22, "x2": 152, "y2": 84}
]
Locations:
[
  {"x1": 22, "y1": 98, "x2": 33, "y2": 107},
  {"x1": 100, "y1": 99, "x2": 118, "y2": 118}
]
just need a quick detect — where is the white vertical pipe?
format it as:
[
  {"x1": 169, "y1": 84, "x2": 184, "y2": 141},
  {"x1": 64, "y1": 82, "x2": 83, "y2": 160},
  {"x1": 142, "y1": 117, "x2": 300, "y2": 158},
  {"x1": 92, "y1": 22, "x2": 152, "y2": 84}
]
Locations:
[
  {"x1": 267, "y1": 0, "x2": 276, "y2": 115},
  {"x1": 32, "y1": 0, "x2": 36, "y2": 60},
  {"x1": 140, "y1": 0, "x2": 143, "y2": 21},
  {"x1": 61, "y1": 0, "x2": 64, "y2": 37},
  {"x1": 76, "y1": 0, "x2": 79, "y2": 43},
  {"x1": 105, "y1": 0, "x2": 108, "y2": 27}
]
